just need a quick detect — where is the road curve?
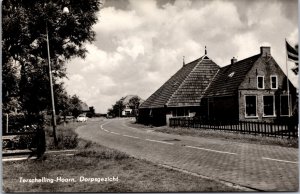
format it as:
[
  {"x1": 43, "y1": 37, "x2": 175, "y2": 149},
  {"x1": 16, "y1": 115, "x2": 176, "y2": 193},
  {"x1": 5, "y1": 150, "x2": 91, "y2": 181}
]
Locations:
[{"x1": 76, "y1": 118, "x2": 299, "y2": 191}]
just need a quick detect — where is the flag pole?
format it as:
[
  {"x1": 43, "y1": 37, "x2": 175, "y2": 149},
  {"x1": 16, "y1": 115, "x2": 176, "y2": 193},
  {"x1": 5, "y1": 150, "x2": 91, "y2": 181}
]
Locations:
[{"x1": 285, "y1": 39, "x2": 291, "y2": 117}]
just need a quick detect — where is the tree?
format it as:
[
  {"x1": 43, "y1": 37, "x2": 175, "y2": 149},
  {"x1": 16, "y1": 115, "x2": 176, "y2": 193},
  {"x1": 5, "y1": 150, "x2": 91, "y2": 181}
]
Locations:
[
  {"x1": 2, "y1": 0, "x2": 101, "y2": 116},
  {"x1": 69, "y1": 95, "x2": 83, "y2": 118},
  {"x1": 55, "y1": 87, "x2": 71, "y2": 117},
  {"x1": 107, "y1": 100, "x2": 125, "y2": 117},
  {"x1": 3, "y1": 0, "x2": 101, "y2": 63},
  {"x1": 129, "y1": 96, "x2": 142, "y2": 116},
  {"x1": 2, "y1": 0, "x2": 100, "y2": 150},
  {"x1": 2, "y1": 58, "x2": 21, "y2": 114},
  {"x1": 87, "y1": 106, "x2": 95, "y2": 118}
]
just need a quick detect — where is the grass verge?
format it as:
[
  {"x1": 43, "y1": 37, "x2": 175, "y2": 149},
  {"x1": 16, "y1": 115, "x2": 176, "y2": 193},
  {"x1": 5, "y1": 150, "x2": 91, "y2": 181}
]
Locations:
[
  {"x1": 44, "y1": 122, "x2": 84, "y2": 150},
  {"x1": 3, "y1": 121, "x2": 240, "y2": 192},
  {"x1": 128, "y1": 120, "x2": 298, "y2": 148}
]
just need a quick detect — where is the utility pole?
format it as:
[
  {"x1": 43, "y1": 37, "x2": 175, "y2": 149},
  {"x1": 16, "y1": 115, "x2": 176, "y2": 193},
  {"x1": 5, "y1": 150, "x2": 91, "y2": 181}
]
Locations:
[
  {"x1": 44, "y1": 6, "x2": 69, "y2": 147},
  {"x1": 46, "y1": 23, "x2": 58, "y2": 147}
]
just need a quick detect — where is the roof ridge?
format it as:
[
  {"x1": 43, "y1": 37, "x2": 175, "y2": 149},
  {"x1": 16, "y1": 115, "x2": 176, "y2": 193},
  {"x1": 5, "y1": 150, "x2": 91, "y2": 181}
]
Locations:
[
  {"x1": 202, "y1": 68, "x2": 220, "y2": 97},
  {"x1": 166, "y1": 56, "x2": 205, "y2": 106},
  {"x1": 204, "y1": 53, "x2": 261, "y2": 97},
  {"x1": 140, "y1": 56, "x2": 203, "y2": 109},
  {"x1": 222, "y1": 54, "x2": 260, "y2": 69}
]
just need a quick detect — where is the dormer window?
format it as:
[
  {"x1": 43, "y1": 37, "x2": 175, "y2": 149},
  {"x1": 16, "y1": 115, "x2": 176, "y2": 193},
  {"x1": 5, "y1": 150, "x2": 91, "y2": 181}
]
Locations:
[
  {"x1": 228, "y1": 72, "x2": 235, "y2": 77},
  {"x1": 257, "y1": 76, "x2": 264, "y2": 89},
  {"x1": 271, "y1": 75, "x2": 278, "y2": 89}
]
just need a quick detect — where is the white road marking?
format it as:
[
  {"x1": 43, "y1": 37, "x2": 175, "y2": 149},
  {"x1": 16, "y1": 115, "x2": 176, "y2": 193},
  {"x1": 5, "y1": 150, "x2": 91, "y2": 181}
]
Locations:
[
  {"x1": 186, "y1": 145, "x2": 237, "y2": 155},
  {"x1": 262, "y1": 157, "x2": 298, "y2": 164},
  {"x1": 101, "y1": 122, "x2": 173, "y2": 144},
  {"x1": 100, "y1": 122, "x2": 111, "y2": 132},
  {"x1": 110, "y1": 131, "x2": 120, "y2": 135},
  {"x1": 122, "y1": 134, "x2": 140, "y2": 139},
  {"x1": 145, "y1": 139, "x2": 174, "y2": 145}
]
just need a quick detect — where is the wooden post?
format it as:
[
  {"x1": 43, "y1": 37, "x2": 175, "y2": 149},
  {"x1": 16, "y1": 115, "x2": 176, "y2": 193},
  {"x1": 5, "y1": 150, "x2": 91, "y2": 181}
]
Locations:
[
  {"x1": 270, "y1": 123, "x2": 276, "y2": 137},
  {"x1": 6, "y1": 113, "x2": 9, "y2": 134}
]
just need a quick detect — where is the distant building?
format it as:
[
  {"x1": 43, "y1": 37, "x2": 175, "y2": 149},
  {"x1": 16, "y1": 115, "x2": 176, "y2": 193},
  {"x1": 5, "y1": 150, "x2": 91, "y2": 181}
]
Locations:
[
  {"x1": 121, "y1": 95, "x2": 144, "y2": 116},
  {"x1": 138, "y1": 47, "x2": 297, "y2": 126}
]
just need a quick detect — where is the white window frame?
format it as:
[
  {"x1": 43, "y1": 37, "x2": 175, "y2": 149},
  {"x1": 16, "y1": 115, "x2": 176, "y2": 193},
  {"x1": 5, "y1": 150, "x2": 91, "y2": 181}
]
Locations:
[
  {"x1": 262, "y1": 95, "x2": 276, "y2": 117},
  {"x1": 245, "y1": 95, "x2": 258, "y2": 118},
  {"x1": 270, "y1": 75, "x2": 278, "y2": 89},
  {"x1": 280, "y1": 94, "x2": 291, "y2": 116},
  {"x1": 257, "y1": 76, "x2": 265, "y2": 89}
]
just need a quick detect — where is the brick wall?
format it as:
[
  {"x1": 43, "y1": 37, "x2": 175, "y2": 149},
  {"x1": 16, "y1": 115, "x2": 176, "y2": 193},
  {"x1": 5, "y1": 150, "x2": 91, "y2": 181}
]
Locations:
[{"x1": 238, "y1": 56, "x2": 294, "y2": 122}]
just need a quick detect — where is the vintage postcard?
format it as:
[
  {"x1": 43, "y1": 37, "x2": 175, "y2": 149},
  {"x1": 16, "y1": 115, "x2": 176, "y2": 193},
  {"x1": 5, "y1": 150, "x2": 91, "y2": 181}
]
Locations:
[{"x1": 2, "y1": 0, "x2": 299, "y2": 192}]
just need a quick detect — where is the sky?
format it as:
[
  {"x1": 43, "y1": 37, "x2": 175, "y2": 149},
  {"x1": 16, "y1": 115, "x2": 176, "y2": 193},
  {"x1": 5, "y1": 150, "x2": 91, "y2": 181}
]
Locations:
[{"x1": 64, "y1": 0, "x2": 299, "y2": 113}]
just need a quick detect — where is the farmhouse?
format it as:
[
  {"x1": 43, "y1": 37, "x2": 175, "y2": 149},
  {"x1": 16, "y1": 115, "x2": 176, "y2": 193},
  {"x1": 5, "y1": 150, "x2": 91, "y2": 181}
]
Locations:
[
  {"x1": 121, "y1": 95, "x2": 144, "y2": 116},
  {"x1": 138, "y1": 47, "x2": 297, "y2": 126}
]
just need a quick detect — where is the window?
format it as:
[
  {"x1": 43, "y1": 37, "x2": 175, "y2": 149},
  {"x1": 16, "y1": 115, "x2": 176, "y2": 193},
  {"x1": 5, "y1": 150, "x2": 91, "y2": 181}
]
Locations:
[
  {"x1": 228, "y1": 72, "x2": 235, "y2": 77},
  {"x1": 270, "y1": 75, "x2": 278, "y2": 89},
  {"x1": 245, "y1": 96, "x2": 257, "y2": 117},
  {"x1": 280, "y1": 95, "x2": 290, "y2": 116},
  {"x1": 263, "y1": 96, "x2": 275, "y2": 116},
  {"x1": 257, "y1": 76, "x2": 264, "y2": 89}
]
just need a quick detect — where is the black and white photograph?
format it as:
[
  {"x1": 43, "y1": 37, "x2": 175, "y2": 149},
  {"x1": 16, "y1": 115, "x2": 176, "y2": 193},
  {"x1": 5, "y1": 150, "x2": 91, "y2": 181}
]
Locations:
[{"x1": 2, "y1": 0, "x2": 299, "y2": 192}]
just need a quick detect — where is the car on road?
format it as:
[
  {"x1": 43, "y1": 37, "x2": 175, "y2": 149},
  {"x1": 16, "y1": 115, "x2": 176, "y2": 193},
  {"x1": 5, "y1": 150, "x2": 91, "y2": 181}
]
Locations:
[{"x1": 76, "y1": 114, "x2": 87, "y2": 122}]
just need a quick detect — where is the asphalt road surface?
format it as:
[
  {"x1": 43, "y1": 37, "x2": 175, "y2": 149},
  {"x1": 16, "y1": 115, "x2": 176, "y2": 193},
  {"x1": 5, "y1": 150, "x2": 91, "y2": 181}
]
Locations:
[{"x1": 76, "y1": 118, "x2": 299, "y2": 191}]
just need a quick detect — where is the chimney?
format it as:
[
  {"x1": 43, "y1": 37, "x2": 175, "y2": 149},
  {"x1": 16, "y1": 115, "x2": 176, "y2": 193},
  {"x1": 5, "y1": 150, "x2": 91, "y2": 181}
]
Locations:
[
  {"x1": 260, "y1": 46, "x2": 271, "y2": 56},
  {"x1": 231, "y1": 57, "x2": 237, "y2": 64}
]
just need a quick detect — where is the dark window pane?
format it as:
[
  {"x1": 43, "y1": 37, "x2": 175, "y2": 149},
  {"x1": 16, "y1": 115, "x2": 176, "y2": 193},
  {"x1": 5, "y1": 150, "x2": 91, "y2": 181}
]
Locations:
[
  {"x1": 246, "y1": 96, "x2": 257, "y2": 117},
  {"x1": 281, "y1": 95, "x2": 289, "y2": 116},
  {"x1": 271, "y1": 76, "x2": 277, "y2": 89},
  {"x1": 263, "y1": 96, "x2": 274, "y2": 116},
  {"x1": 257, "y1": 76, "x2": 264, "y2": 89}
]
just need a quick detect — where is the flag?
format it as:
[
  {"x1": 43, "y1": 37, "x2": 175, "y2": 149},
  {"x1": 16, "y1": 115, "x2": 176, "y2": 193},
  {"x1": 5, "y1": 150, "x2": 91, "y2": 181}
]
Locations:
[
  {"x1": 292, "y1": 67, "x2": 298, "y2": 74},
  {"x1": 286, "y1": 40, "x2": 298, "y2": 62},
  {"x1": 286, "y1": 40, "x2": 298, "y2": 75}
]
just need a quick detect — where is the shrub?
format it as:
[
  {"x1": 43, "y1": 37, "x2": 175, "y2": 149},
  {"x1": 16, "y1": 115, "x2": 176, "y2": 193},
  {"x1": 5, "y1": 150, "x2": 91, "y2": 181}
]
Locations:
[
  {"x1": 45, "y1": 124, "x2": 79, "y2": 150},
  {"x1": 14, "y1": 135, "x2": 34, "y2": 149},
  {"x1": 76, "y1": 148, "x2": 129, "y2": 160}
]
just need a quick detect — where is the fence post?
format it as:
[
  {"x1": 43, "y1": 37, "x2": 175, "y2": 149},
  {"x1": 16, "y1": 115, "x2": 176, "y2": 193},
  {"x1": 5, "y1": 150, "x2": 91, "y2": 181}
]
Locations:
[
  {"x1": 239, "y1": 121, "x2": 242, "y2": 134},
  {"x1": 281, "y1": 123, "x2": 283, "y2": 138},
  {"x1": 268, "y1": 123, "x2": 277, "y2": 137},
  {"x1": 288, "y1": 123, "x2": 291, "y2": 139},
  {"x1": 292, "y1": 123, "x2": 296, "y2": 138},
  {"x1": 6, "y1": 113, "x2": 9, "y2": 134},
  {"x1": 247, "y1": 121, "x2": 250, "y2": 134}
]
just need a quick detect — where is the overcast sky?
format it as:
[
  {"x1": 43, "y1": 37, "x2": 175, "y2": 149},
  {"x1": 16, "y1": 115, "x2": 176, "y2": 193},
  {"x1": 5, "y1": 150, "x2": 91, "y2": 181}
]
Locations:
[{"x1": 64, "y1": 0, "x2": 298, "y2": 113}]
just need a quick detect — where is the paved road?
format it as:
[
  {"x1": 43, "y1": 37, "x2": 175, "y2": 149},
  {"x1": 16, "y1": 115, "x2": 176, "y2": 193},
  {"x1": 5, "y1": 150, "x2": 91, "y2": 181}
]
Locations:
[{"x1": 76, "y1": 118, "x2": 299, "y2": 191}]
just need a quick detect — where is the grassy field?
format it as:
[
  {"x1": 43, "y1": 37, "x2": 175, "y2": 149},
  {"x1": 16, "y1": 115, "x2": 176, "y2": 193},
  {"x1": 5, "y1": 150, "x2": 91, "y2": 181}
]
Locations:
[
  {"x1": 3, "y1": 121, "x2": 240, "y2": 192},
  {"x1": 44, "y1": 121, "x2": 85, "y2": 150},
  {"x1": 127, "y1": 120, "x2": 298, "y2": 148}
]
